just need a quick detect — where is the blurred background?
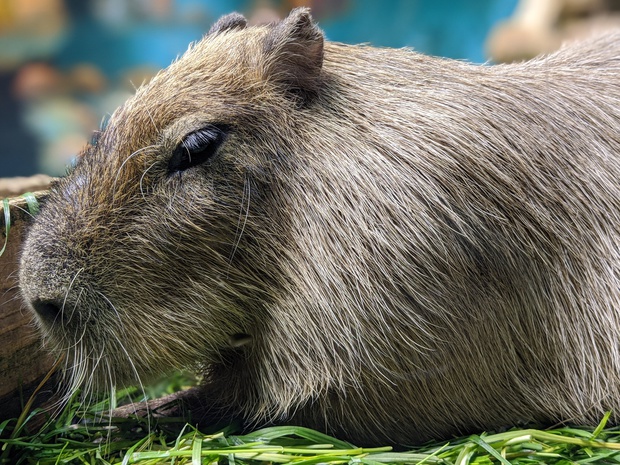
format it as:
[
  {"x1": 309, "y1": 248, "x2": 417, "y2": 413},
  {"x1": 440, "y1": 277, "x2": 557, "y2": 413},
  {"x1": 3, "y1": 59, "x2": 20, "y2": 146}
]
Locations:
[{"x1": 1, "y1": 0, "x2": 619, "y2": 178}]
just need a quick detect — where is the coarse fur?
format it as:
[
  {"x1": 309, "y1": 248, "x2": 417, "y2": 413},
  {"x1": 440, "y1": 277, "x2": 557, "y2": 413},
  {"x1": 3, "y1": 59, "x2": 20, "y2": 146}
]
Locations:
[{"x1": 19, "y1": 8, "x2": 620, "y2": 447}]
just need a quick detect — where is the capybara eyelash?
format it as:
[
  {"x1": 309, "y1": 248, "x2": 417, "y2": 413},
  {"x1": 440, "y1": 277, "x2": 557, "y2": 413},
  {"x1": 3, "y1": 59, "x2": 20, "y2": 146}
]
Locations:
[{"x1": 167, "y1": 124, "x2": 229, "y2": 174}]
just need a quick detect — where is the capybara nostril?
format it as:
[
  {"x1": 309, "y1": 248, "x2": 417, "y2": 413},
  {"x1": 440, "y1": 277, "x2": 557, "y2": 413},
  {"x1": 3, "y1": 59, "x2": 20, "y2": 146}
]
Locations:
[{"x1": 31, "y1": 299, "x2": 63, "y2": 325}]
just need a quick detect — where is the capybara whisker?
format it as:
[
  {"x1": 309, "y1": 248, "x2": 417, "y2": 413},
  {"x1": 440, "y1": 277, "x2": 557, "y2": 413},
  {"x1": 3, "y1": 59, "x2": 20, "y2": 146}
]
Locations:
[{"x1": 229, "y1": 177, "x2": 251, "y2": 266}]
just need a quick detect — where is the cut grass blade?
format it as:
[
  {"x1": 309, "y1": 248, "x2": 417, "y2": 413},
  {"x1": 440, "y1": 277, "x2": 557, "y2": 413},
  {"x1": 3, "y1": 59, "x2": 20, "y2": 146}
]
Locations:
[
  {"x1": 3, "y1": 379, "x2": 620, "y2": 465},
  {"x1": 241, "y1": 425, "x2": 356, "y2": 449},
  {"x1": 469, "y1": 435, "x2": 512, "y2": 465},
  {"x1": 592, "y1": 410, "x2": 613, "y2": 439},
  {"x1": 20, "y1": 192, "x2": 40, "y2": 216},
  {"x1": 0, "y1": 192, "x2": 40, "y2": 257},
  {"x1": 1, "y1": 198, "x2": 10, "y2": 257},
  {"x1": 191, "y1": 434, "x2": 201, "y2": 465}
]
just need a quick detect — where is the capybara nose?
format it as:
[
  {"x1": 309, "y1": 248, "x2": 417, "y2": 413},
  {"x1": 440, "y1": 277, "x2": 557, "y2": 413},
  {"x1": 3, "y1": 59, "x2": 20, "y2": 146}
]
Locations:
[{"x1": 31, "y1": 299, "x2": 63, "y2": 325}]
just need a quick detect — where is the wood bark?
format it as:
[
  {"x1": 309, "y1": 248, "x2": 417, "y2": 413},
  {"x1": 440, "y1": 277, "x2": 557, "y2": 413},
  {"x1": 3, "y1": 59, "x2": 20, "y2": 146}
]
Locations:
[{"x1": 0, "y1": 176, "x2": 55, "y2": 421}]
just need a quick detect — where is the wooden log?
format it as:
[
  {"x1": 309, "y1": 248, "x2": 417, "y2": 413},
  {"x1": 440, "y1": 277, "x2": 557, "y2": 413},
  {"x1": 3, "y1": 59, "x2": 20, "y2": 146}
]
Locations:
[{"x1": 0, "y1": 177, "x2": 55, "y2": 421}]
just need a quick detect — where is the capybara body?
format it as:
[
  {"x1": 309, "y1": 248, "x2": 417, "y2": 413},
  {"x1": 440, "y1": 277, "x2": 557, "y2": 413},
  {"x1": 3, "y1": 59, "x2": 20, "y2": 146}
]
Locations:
[{"x1": 19, "y1": 9, "x2": 620, "y2": 446}]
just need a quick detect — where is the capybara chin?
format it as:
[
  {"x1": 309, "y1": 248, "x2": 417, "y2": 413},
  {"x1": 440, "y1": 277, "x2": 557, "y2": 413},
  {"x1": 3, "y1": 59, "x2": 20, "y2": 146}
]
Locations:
[{"x1": 18, "y1": 8, "x2": 620, "y2": 446}]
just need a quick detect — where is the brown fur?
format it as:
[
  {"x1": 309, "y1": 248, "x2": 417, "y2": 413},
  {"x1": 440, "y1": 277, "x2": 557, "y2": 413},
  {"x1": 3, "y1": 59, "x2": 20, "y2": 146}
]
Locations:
[{"x1": 19, "y1": 9, "x2": 620, "y2": 447}]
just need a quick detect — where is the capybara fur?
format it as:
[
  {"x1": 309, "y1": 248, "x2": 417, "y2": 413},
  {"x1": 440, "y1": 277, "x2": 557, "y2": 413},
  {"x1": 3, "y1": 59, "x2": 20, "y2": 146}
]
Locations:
[{"x1": 19, "y1": 8, "x2": 620, "y2": 447}]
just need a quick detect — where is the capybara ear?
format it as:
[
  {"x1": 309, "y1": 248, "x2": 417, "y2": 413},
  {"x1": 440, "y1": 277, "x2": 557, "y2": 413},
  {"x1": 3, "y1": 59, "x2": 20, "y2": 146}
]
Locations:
[
  {"x1": 262, "y1": 8, "x2": 324, "y2": 102},
  {"x1": 208, "y1": 12, "x2": 248, "y2": 35}
]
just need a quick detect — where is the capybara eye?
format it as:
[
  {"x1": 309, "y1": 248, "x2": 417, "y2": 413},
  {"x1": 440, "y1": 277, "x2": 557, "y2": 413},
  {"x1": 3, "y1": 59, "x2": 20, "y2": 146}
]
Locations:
[{"x1": 168, "y1": 124, "x2": 229, "y2": 173}]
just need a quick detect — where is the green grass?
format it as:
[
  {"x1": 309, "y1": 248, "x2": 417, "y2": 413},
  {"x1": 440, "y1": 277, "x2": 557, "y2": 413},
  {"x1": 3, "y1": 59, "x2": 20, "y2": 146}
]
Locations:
[
  {"x1": 3, "y1": 380, "x2": 620, "y2": 465},
  {"x1": 1, "y1": 192, "x2": 40, "y2": 256}
]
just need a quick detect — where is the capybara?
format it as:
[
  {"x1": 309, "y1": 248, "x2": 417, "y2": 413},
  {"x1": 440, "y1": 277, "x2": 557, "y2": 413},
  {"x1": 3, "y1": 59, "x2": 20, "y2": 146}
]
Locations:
[{"x1": 19, "y1": 8, "x2": 620, "y2": 446}]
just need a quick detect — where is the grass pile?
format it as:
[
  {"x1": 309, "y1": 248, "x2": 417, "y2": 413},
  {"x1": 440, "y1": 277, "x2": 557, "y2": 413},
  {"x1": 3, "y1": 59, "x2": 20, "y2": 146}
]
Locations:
[{"x1": 3, "y1": 382, "x2": 620, "y2": 465}]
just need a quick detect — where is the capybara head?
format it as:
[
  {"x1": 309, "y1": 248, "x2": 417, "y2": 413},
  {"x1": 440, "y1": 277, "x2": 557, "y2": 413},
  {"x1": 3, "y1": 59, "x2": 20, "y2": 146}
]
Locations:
[{"x1": 19, "y1": 8, "x2": 620, "y2": 446}]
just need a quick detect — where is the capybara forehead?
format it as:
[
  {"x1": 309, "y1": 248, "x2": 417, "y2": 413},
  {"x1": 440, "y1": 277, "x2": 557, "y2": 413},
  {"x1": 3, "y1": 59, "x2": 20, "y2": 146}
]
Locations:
[
  {"x1": 76, "y1": 12, "x2": 324, "y2": 185},
  {"x1": 107, "y1": 27, "x2": 267, "y2": 152},
  {"x1": 67, "y1": 27, "x2": 272, "y2": 191},
  {"x1": 81, "y1": 16, "x2": 320, "y2": 179}
]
